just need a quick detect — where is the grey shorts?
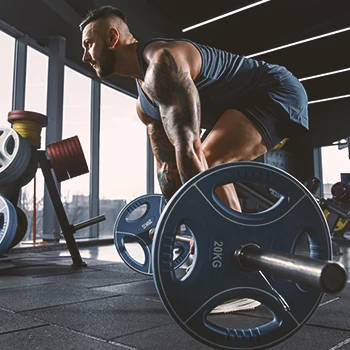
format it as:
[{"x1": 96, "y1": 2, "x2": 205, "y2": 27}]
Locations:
[{"x1": 235, "y1": 74, "x2": 309, "y2": 150}]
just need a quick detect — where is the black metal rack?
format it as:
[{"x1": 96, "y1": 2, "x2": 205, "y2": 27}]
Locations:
[{"x1": 0, "y1": 149, "x2": 105, "y2": 267}]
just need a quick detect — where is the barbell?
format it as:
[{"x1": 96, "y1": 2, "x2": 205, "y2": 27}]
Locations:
[
  {"x1": 116, "y1": 161, "x2": 347, "y2": 350},
  {"x1": 152, "y1": 161, "x2": 348, "y2": 349}
]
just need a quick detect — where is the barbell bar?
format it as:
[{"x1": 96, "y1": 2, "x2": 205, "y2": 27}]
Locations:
[
  {"x1": 236, "y1": 243, "x2": 346, "y2": 295},
  {"x1": 150, "y1": 229, "x2": 346, "y2": 294},
  {"x1": 149, "y1": 227, "x2": 192, "y2": 244}
]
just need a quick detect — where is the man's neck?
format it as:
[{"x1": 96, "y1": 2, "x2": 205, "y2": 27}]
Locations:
[{"x1": 114, "y1": 41, "x2": 143, "y2": 79}]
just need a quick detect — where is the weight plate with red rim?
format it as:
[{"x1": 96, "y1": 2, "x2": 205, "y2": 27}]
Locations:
[{"x1": 8, "y1": 110, "x2": 48, "y2": 127}]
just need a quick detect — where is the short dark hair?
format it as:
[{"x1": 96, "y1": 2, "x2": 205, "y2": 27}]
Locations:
[{"x1": 79, "y1": 6, "x2": 127, "y2": 32}]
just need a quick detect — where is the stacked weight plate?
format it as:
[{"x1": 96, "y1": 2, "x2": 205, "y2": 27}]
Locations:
[
  {"x1": 0, "y1": 128, "x2": 31, "y2": 186},
  {"x1": 46, "y1": 136, "x2": 89, "y2": 182},
  {"x1": 8, "y1": 110, "x2": 48, "y2": 149},
  {"x1": 0, "y1": 195, "x2": 18, "y2": 255}
]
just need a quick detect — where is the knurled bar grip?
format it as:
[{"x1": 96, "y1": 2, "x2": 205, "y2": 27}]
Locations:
[{"x1": 238, "y1": 245, "x2": 347, "y2": 294}]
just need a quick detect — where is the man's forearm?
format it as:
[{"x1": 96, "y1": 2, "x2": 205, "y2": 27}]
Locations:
[
  {"x1": 147, "y1": 121, "x2": 182, "y2": 202},
  {"x1": 157, "y1": 162, "x2": 182, "y2": 202},
  {"x1": 175, "y1": 147, "x2": 207, "y2": 184}
]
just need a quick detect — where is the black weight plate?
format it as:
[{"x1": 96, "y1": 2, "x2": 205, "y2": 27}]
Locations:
[
  {"x1": 114, "y1": 194, "x2": 192, "y2": 275},
  {"x1": 153, "y1": 162, "x2": 331, "y2": 350},
  {"x1": 0, "y1": 196, "x2": 18, "y2": 255},
  {"x1": 9, "y1": 207, "x2": 28, "y2": 249}
]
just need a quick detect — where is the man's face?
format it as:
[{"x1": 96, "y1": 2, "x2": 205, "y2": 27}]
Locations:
[{"x1": 82, "y1": 23, "x2": 115, "y2": 78}]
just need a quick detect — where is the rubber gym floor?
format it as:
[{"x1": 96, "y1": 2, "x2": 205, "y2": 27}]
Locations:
[{"x1": 0, "y1": 238, "x2": 349, "y2": 350}]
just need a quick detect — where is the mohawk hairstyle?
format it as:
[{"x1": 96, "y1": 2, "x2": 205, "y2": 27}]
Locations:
[{"x1": 79, "y1": 6, "x2": 127, "y2": 32}]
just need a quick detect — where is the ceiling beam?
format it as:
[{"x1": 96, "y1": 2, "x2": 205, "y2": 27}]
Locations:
[{"x1": 40, "y1": 0, "x2": 82, "y2": 27}]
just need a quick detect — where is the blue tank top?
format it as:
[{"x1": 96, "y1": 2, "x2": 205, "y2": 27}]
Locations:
[{"x1": 136, "y1": 38, "x2": 292, "y2": 129}]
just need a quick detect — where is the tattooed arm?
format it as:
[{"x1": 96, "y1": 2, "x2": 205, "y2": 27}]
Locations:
[
  {"x1": 136, "y1": 99, "x2": 181, "y2": 202},
  {"x1": 143, "y1": 46, "x2": 208, "y2": 184}
]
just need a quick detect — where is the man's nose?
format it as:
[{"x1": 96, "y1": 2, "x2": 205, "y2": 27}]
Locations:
[{"x1": 82, "y1": 50, "x2": 91, "y2": 63}]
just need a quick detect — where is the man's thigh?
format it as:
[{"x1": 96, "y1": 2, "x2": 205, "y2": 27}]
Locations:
[{"x1": 201, "y1": 108, "x2": 269, "y2": 167}]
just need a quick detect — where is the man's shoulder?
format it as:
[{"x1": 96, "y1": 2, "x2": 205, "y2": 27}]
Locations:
[
  {"x1": 143, "y1": 39, "x2": 200, "y2": 69},
  {"x1": 143, "y1": 39, "x2": 177, "y2": 59}
]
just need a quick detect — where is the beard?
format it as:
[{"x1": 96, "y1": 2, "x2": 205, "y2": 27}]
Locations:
[{"x1": 96, "y1": 46, "x2": 115, "y2": 78}]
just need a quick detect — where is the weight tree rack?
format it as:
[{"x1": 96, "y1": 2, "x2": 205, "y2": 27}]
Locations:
[
  {"x1": 0, "y1": 147, "x2": 105, "y2": 267},
  {"x1": 0, "y1": 150, "x2": 106, "y2": 267},
  {"x1": 0, "y1": 110, "x2": 105, "y2": 267}
]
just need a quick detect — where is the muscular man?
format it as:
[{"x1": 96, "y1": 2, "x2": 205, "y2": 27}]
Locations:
[{"x1": 80, "y1": 6, "x2": 309, "y2": 313}]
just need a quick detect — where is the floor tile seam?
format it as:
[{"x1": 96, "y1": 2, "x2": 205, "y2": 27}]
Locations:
[
  {"x1": 66, "y1": 327, "x2": 136, "y2": 349},
  {"x1": 5, "y1": 256, "x2": 76, "y2": 261},
  {"x1": 0, "y1": 323, "x2": 49, "y2": 336},
  {"x1": 32, "y1": 271, "x2": 151, "y2": 280},
  {"x1": 0, "y1": 282, "x2": 55, "y2": 291},
  {"x1": 99, "y1": 293, "x2": 163, "y2": 304},
  {"x1": 1, "y1": 263, "x2": 64, "y2": 270},
  {"x1": 15, "y1": 301, "x2": 173, "y2": 338},
  {"x1": 305, "y1": 323, "x2": 350, "y2": 333},
  {"x1": 87, "y1": 278, "x2": 153, "y2": 290},
  {"x1": 30, "y1": 270, "x2": 98, "y2": 278},
  {"x1": 0, "y1": 276, "x2": 148, "y2": 290},
  {"x1": 0, "y1": 314, "x2": 141, "y2": 350},
  {"x1": 108, "y1": 340, "x2": 143, "y2": 350},
  {"x1": 17, "y1": 294, "x2": 124, "y2": 313},
  {"x1": 13, "y1": 305, "x2": 350, "y2": 334},
  {"x1": 328, "y1": 336, "x2": 350, "y2": 350},
  {"x1": 1, "y1": 271, "x2": 96, "y2": 279},
  {"x1": 110, "y1": 322, "x2": 175, "y2": 342},
  {"x1": 0, "y1": 306, "x2": 16, "y2": 313},
  {"x1": 0, "y1": 277, "x2": 151, "y2": 291}
]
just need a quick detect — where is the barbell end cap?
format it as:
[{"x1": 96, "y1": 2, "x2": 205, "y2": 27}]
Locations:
[{"x1": 320, "y1": 262, "x2": 348, "y2": 294}]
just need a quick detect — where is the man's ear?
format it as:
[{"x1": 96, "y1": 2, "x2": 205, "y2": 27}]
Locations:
[{"x1": 106, "y1": 28, "x2": 119, "y2": 48}]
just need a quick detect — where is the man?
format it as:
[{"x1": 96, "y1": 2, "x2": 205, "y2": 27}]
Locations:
[{"x1": 80, "y1": 6, "x2": 309, "y2": 313}]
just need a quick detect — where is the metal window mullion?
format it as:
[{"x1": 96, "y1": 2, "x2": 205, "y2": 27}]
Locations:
[
  {"x1": 12, "y1": 38, "x2": 27, "y2": 111},
  {"x1": 146, "y1": 132, "x2": 154, "y2": 194},
  {"x1": 89, "y1": 79, "x2": 101, "y2": 238},
  {"x1": 313, "y1": 147, "x2": 324, "y2": 197},
  {"x1": 12, "y1": 38, "x2": 27, "y2": 209},
  {"x1": 42, "y1": 36, "x2": 66, "y2": 241}
]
